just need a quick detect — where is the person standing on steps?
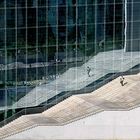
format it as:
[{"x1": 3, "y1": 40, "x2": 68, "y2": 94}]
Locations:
[
  {"x1": 120, "y1": 75, "x2": 125, "y2": 86},
  {"x1": 87, "y1": 66, "x2": 91, "y2": 77}
]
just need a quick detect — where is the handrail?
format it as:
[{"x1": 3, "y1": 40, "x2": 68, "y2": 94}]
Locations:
[{"x1": 0, "y1": 66, "x2": 139, "y2": 127}]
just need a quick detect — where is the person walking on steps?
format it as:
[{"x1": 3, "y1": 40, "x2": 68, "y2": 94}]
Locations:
[
  {"x1": 120, "y1": 75, "x2": 125, "y2": 86},
  {"x1": 87, "y1": 66, "x2": 91, "y2": 77}
]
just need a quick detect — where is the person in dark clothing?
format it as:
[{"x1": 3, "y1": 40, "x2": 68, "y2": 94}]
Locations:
[
  {"x1": 120, "y1": 76, "x2": 125, "y2": 86},
  {"x1": 87, "y1": 66, "x2": 91, "y2": 77}
]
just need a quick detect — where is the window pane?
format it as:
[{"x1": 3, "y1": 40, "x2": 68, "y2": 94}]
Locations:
[
  {"x1": 17, "y1": 0, "x2": 26, "y2": 7},
  {"x1": 58, "y1": 6, "x2": 66, "y2": 25},
  {"x1": 48, "y1": 7, "x2": 57, "y2": 26},
  {"x1": 38, "y1": 8, "x2": 46, "y2": 26},
  {"x1": 6, "y1": 29, "x2": 16, "y2": 49},
  {"x1": 48, "y1": 0, "x2": 56, "y2": 6},
  {"x1": 48, "y1": 27, "x2": 56, "y2": 45},
  {"x1": 0, "y1": 30, "x2": 5, "y2": 49},
  {"x1": 78, "y1": 6, "x2": 85, "y2": 24},
  {"x1": 17, "y1": 8, "x2": 26, "y2": 28},
  {"x1": 27, "y1": 28, "x2": 36, "y2": 46},
  {"x1": 87, "y1": 5, "x2": 95, "y2": 24},
  {"x1": 38, "y1": 0, "x2": 46, "y2": 6},
  {"x1": 38, "y1": 27, "x2": 46, "y2": 46},
  {"x1": 6, "y1": 0, "x2": 15, "y2": 7},
  {"x1": 7, "y1": 9, "x2": 15, "y2": 28},
  {"x1": 17, "y1": 29, "x2": 26, "y2": 48},
  {"x1": 27, "y1": 8, "x2": 36, "y2": 27}
]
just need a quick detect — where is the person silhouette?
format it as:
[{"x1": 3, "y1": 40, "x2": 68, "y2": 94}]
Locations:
[
  {"x1": 120, "y1": 76, "x2": 125, "y2": 86},
  {"x1": 87, "y1": 66, "x2": 91, "y2": 77}
]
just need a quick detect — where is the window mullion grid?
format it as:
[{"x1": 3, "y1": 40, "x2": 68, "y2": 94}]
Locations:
[
  {"x1": 25, "y1": 0, "x2": 28, "y2": 113},
  {"x1": 56, "y1": 0, "x2": 59, "y2": 103},
  {"x1": 94, "y1": 0, "x2": 97, "y2": 85},
  {"x1": 113, "y1": 0, "x2": 116, "y2": 78},
  {"x1": 85, "y1": 0, "x2": 87, "y2": 92},
  {"x1": 4, "y1": 0, "x2": 8, "y2": 122},
  {"x1": 45, "y1": 0, "x2": 49, "y2": 110},
  {"x1": 130, "y1": 0, "x2": 133, "y2": 73},
  {"x1": 76, "y1": 0, "x2": 78, "y2": 90},
  {"x1": 122, "y1": 0, "x2": 125, "y2": 71},
  {"x1": 65, "y1": 0, "x2": 68, "y2": 98},
  {"x1": 14, "y1": 0, "x2": 17, "y2": 114},
  {"x1": 35, "y1": 0, "x2": 39, "y2": 106},
  {"x1": 103, "y1": 0, "x2": 106, "y2": 81}
]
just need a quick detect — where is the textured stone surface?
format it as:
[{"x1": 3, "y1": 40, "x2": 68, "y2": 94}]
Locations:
[{"x1": 1, "y1": 73, "x2": 140, "y2": 139}]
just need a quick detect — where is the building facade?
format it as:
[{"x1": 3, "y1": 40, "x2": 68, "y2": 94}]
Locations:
[
  {"x1": 125, "y1": 0, "x2": 140, "y2": 51},
  {"x1": 0, "y1": 0, "x2": 137, "y2": 124}
]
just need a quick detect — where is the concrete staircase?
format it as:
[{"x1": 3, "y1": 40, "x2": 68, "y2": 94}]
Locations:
[{"x1": 1, "y1": 74, "x2": 140, "y2": 139}]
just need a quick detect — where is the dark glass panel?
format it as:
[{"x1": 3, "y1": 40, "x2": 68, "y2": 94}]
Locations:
[
  {"x1": 48, "y1": 27, "x2": 56, "y2": 45},
  {"x1": 6, "y1": 29, "x2": 16, "y2": 49},
  {"x1": 68, "y1": 6, "x2": 76, "y2": 25},
  {"x1": 68, "y1": 25, "x2": 76, "y2": 44},
  {"x1": 38, "y1": 27, "x2": 46, "y2": 46},
  {"x1": 0, "y1": 0, "x2": 4, "y2": 8},
  {"x1": 17, "y1": 29, "x2": 26, "y2": 48},
  {"x1": 58, "y1": 6, "x2": 66, "y2": 25},
  {"x1": 58, "y1": 26, "x2": 66, "y2": 45},
  {"x1": 48, "y1": 0, "x2": 56, "y2": 6},
  {"x1": 6, "y1": 0, "x2": 15, "y2": 7},
  {"x1": 17, "y1": 0, "x2": 26, "y2": 7},
  {"x1": 87, "y1": 25, "x2": 95, "y2": 43},
  {"x1": 48, "y1": 7, "x2": 57, "y2": 26},
  {"x1": 38, "y1": 0, "x2": 46, "y2": 6},
  {"x1": 0, "y1": 9, "x2": 5, "y2": 28},
  {"x1": 87, "y1": 5, "x2": 95, "y2": 24},
  {"x1": 27, "y1": 28, "x2": 36, "y2": 46},
  {"x1": 38, "y1": 8, "x2": 46, "y2": 26},
  {"x1": 6, "y1": 9, "x2": 15, "y2": 28},
  {"x1": 27, "y1": 8, "x2": 36, "y2": 27},
  {"x1": 0, "y1": 30, "x2": 5, "y2": 49},
  {"x1": 78, "y1": 6, "x2": 85, "y2": 24},
  {"x1": 77, "y1": 25, "x2": 85, "y2": 44},
  {"x1": 17, "y1": 8, "x2": 26, "y2": 28}
]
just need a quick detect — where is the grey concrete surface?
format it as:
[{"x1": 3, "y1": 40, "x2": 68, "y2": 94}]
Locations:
[{"x1": 1, "y1": 74, "x2": 140, "y2": 139}]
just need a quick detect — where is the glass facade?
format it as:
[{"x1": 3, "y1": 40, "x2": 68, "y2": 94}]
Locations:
[
  {"x1": 0, "y1": 0, "x2": 140, "y2": 124},
  {"x1": 125, "y1": 0, "x2": 140, "y2": 51}
]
